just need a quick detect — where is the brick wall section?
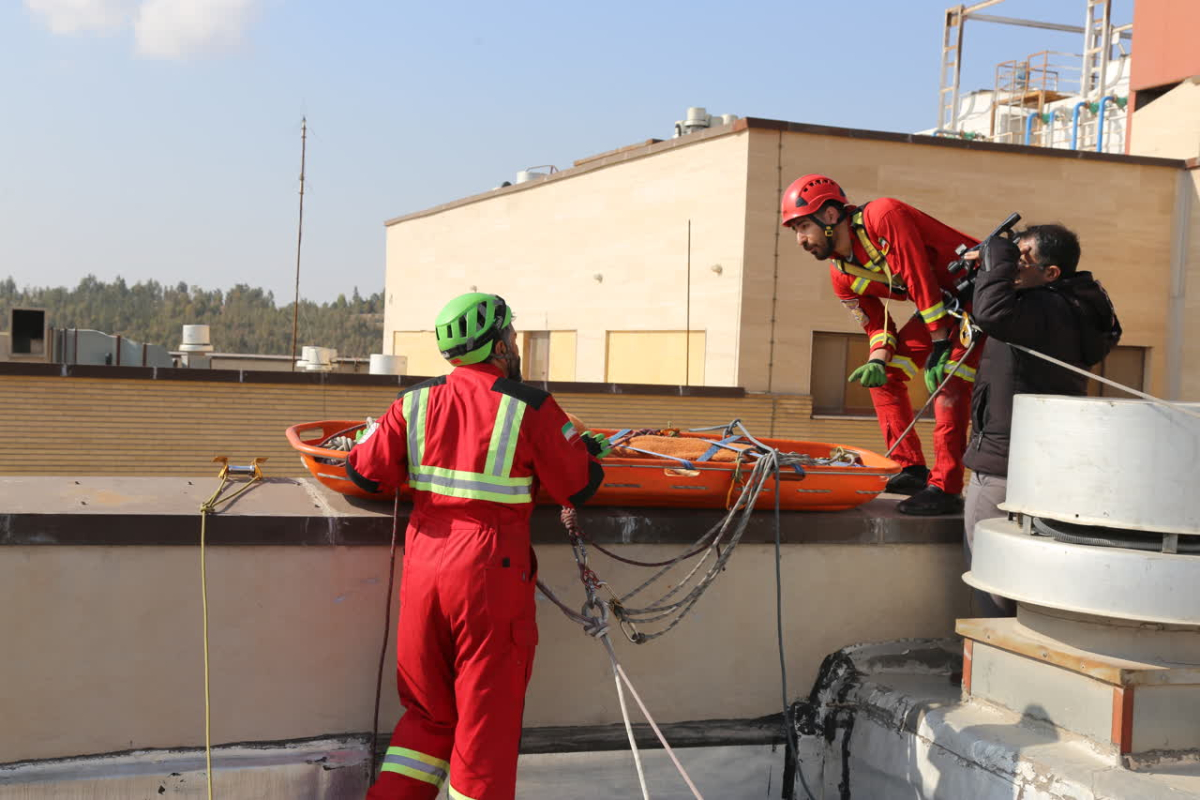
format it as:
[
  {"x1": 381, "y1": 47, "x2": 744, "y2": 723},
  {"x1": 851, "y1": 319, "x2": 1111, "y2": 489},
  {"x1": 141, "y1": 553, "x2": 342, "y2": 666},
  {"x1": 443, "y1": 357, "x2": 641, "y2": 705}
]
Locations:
[{"x1": 2, "y1": 375, "x2": 934, "y2": 476}]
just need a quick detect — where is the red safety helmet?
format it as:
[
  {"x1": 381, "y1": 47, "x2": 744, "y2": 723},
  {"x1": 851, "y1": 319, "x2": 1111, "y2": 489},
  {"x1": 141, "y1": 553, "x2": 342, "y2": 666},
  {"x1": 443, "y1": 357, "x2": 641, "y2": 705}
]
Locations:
[{"x1": 780, "y1": 174, "x2": 847, "y2": 228}]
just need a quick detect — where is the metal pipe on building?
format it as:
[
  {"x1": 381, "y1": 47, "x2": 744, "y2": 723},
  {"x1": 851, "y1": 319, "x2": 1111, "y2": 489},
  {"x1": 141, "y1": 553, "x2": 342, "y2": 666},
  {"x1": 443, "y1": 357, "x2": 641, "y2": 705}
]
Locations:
[
  {"x1": 1023, "y1": 111, "x2": 1039, "y2": 145},
  {"x1": 1095, "y1": 95, "x2": 1116, "y2": 153},
  {"x1": 1070, "y1": 101, "x2": 1089, "y2": 150}
]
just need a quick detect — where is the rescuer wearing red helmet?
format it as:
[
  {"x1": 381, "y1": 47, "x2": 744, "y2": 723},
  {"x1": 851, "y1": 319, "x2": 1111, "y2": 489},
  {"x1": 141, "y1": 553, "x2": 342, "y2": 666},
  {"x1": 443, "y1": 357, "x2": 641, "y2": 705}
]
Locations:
[{"x1": 780, "y1": 174, "x2": 981, "y2": 515}]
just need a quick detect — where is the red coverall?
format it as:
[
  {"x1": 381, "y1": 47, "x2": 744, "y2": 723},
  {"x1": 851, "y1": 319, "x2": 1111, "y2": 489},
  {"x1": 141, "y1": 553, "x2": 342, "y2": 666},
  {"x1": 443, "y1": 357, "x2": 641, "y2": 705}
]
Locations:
[
  {"x1": 828, "y1": 198, "x2": 981, "y2": 495},
  {"x1": 347, "y1": 362, "x2": 603, "y2": 800}
]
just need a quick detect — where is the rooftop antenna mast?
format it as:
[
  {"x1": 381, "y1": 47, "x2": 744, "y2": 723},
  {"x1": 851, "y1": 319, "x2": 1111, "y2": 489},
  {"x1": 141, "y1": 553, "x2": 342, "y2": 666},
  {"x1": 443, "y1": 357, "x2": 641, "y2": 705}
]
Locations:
[{"x1": 290, "y1": 116, "x2": 307, "y2": 371}]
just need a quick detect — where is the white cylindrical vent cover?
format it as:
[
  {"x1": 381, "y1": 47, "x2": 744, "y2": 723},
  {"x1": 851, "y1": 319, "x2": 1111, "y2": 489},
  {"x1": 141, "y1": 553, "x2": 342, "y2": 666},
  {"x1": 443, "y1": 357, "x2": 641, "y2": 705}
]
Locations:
[
  {"x1": 369, "y1": 354, "x2": 407, "y2": 375},
  {"x1": 1005, "y1": 395, "x2": 1200, "y2": 534},
  {"x1": 180, "y1": 324, "x2": 213, "y2": 353},
  {"x1": 686, "y1": 106, "x2": 707, "y2": 123}
]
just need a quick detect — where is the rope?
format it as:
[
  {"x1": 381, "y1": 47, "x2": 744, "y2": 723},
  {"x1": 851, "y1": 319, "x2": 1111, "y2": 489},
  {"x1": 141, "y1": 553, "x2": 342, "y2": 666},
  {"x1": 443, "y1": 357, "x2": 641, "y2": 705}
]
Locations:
[
  {"x1": 771, "y1": 457, "x2": 804, "y2": 798},
  {"x1": 602, "y1": 636, "x2": 704, "y2": 800},
  {"x1": 885, "y1": 339, "x2": 979, "y2": 459},
  {"x1": 610, "y1": 447, "x2": 807, "y2": 642},
  {"x1": 554, "y1": 508, "x2": 705, "y2": 799},
  {"x1": 368, "y1": 492, "x2": 402, "y2": 782},
  {"x1": 197, "y1": 470, "x2": 264, "y2": 800},
  {"x1": 546, "y1": 421, "x2": 822, "y2": 798},
  {"x1": 608, "y1": 634, "x2": 650, "y2": 800},
  {"x1": 1007, "y1": 343, "x2": 1200, "y2": 421}
]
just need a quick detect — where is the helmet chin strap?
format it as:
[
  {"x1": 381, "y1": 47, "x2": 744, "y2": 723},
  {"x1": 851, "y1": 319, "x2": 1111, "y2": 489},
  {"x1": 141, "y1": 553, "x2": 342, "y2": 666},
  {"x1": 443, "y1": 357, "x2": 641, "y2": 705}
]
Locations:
[{"x1": 814, "y1": 205, "x2": 848, "y2": 240}]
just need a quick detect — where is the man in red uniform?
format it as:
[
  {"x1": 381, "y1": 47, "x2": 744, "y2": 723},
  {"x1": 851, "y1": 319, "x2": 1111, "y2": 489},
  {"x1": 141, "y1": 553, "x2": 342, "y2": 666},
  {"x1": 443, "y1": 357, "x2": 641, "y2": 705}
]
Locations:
[
  {"x1": 781, "y1": 174, "x2": 981, "y2": 515},
  {"x1": 348, "y1": 292, "x2": 607, "y2": 799}
]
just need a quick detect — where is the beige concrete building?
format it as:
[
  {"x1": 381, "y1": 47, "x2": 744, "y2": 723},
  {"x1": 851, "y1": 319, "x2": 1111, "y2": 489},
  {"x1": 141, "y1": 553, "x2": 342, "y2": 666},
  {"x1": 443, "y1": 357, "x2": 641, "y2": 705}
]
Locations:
[{"x1": 384, "y1": 116, "x2": 1200, "y2": 410}]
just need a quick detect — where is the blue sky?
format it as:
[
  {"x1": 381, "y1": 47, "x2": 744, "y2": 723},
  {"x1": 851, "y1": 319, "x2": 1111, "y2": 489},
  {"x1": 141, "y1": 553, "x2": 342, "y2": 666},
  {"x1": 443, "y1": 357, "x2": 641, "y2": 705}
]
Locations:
[{"x1": 1, "y1": 0, "x2": 1132, "y2": 304}]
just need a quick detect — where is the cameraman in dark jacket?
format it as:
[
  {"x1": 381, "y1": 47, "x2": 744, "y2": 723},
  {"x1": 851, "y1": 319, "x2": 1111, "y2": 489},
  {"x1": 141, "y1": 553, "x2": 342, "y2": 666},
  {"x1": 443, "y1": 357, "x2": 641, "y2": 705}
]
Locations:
[{"x1": 963, "y1": 224, "x2": 1121, "y2": 616}]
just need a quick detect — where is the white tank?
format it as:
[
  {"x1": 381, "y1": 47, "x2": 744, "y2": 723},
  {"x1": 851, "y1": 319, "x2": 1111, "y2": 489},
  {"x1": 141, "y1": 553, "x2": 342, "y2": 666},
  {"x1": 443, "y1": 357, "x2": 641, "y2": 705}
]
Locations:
[
  {"x1": 179, "y1": 325, "x2": 213, "y2": 353},
  {"x1": 1004, "y1": 395, "x2": 1200, "y2": 535},
  {"x1": 369, "y1": 354, "x2": 407, "y2": 375}
]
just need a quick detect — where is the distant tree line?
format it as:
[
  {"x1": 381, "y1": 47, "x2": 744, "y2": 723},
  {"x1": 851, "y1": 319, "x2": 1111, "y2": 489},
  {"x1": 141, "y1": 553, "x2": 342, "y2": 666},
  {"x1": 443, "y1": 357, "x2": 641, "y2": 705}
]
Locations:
[{"x1": 0, "y1": 275, "x2": 384, "y2": 357}]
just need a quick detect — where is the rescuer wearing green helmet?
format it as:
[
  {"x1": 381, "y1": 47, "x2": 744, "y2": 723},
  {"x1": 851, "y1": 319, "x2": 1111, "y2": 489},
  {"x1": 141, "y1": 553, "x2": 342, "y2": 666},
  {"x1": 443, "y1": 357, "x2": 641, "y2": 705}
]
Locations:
[{"x1": 349, "y1": 292, "x2": 609, "y2": 800}]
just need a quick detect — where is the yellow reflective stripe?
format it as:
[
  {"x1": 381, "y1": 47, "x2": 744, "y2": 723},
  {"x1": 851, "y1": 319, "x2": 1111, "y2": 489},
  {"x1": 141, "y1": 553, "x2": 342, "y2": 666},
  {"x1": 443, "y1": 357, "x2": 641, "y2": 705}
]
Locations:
[
  {"x1": 403, "y1": 391, "x2": 415, "y2": 454},
  {"x1": 948, "y1": 361, "x2": 976, "y2": 383},
  {"x1": 406, "y1": 381, "x2": 535, "y2": 505},
  {"x1": 416, "y1": 464, "x2": 532, "y2": 488},
  {"x1": 381, "y1": 761, "x2": 444, "y2": 787},
  {"x1": 892, "y1": 356, "x2": 917, "y2": 378},
  {"x1": 409, "y1": 477, "x2": 533, "y2": 504},
  {"x1": 869, "y1": 332, "x2": 897, "y2": 349},
  {"x1": 920, "y1": 302, "x2": 947, "y2": 323},
  {"x1": 381, "y1": 746, "x2": 449, "y2": 788},
  {"x1": 386, "y1": 747, "x2": 449, "y2": 771},
  {"x1": 851, "y1": 277, "x2": 871, "y2": 294},
  {"x1": 414, "y1": 388, "x2": 428, "y2": 463},
  {"x1": 449, "y1": 785, "x2": 480, "y2": 800},
  {"x1": 404, "y1": 387, "x2": 430, "y2": 469}
]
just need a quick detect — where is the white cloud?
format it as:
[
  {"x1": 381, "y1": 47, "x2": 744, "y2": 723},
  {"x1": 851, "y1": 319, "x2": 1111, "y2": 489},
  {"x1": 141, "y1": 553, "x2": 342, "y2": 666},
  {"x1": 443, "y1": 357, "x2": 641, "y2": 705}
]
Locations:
[
  {"x1": 25, "y1": 0, "x2": 264, "y2": 59},
  {"x1": 134, "y1": 0, "x2": 262, "y2": 59},
  {"x1": 25, "y1": 0, "x2": 138, "y2": 34}
]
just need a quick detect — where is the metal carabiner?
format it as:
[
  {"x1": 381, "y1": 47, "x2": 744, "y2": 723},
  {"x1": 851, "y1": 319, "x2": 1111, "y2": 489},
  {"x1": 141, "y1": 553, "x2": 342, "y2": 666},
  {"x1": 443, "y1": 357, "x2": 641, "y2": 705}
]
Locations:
[{"x1": 959, "y1": 311, "x2": 976, "y2": 348}]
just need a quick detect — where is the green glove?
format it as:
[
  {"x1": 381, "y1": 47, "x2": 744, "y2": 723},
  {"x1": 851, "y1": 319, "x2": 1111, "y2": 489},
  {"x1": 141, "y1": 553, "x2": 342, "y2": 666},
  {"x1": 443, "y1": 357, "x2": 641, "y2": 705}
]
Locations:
[
  {"x1": 923, "y1": 339, "x2": 952, "y2": 393},
  {"x1": 582, "y1": 431, "x2": 613, "y2": 459},
  {"x1": 847, "y1": 359, "x2": 888, "y2": 388}
]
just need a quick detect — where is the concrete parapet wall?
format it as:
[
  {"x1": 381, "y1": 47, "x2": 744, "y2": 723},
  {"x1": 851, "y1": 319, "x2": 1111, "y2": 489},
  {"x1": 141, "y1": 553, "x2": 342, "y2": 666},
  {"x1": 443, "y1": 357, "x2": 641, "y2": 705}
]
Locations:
[{"x1": 0, "y1": 478, "x2": 966, "y2": 765}]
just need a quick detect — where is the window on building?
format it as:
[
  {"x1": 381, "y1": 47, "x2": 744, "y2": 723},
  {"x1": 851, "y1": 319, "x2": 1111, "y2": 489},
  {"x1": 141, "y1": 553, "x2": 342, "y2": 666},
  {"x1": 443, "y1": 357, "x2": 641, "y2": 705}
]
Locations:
[
  {"x1": 605, "y1": 331, "x2": 705, "y2": 385},
  {"x1": 1088, "y1": 346, "x2": 1146, "y2": 398},
  {"x1": 812, "y1": 331, "x2": 931, "y2": 416},
  {"x1": 523, "y1": 331, "x2": 551, "y2": 382}
]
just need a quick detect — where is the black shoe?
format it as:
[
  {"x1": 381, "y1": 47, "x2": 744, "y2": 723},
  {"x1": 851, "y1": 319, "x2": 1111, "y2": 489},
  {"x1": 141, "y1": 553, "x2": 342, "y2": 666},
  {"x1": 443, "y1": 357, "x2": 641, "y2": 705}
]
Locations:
[
  {"x1": 896, "y1": 485, "x2": 964, "y2": 516},
  {"x1": 884, "y1": 465, "x2": 930, "y2": 496}
]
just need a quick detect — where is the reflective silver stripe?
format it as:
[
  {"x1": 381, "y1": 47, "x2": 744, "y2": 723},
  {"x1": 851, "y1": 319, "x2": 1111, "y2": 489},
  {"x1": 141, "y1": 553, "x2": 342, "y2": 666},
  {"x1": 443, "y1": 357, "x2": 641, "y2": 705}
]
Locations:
[
  {"x1": 405, "y1": 390, "x2": 419, "y2": 464},
  {"x1": 409, "y1": 471, "x2": 531, "y2": 496},
  {"x1": 382, "y1": 754, "x2": 448, "y2": 784},
  {"x1": 491, "y1": 395, "x2": 521, "y2": 477}
]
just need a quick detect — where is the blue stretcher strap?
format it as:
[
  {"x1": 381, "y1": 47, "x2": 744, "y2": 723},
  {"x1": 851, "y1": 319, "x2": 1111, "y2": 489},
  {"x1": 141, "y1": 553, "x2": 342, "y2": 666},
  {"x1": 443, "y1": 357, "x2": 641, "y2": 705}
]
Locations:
[
  {"x1": 699, "y1": 435, "x2": 744, "y2": 463},
  {"x1": 608, "y1": 429, "x2": 632, "y2": 443},
  {"x1": 620, "y1": 445, "x2": 695, "y2": 470}
]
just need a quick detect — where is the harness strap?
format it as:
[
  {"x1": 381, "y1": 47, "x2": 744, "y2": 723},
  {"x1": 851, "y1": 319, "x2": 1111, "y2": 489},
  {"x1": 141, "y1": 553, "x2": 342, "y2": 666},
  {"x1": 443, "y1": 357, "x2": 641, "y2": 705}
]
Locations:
[{"x1": 833, "y1": 205, "x2": 909, "y2": 297}]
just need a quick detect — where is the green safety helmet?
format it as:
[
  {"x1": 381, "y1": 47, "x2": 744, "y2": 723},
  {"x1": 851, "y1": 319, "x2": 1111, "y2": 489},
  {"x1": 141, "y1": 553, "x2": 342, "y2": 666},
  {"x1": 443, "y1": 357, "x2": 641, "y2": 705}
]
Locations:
[{"x1": 435, "y1": 292, "x2": 514, "y2": 366}]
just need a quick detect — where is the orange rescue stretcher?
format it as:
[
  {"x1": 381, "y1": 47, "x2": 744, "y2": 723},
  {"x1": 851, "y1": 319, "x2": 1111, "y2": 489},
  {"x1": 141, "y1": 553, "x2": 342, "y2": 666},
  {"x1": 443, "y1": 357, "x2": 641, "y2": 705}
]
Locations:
[{"x1": 285, "y1": 420, "x2": 900, "y2": 511}]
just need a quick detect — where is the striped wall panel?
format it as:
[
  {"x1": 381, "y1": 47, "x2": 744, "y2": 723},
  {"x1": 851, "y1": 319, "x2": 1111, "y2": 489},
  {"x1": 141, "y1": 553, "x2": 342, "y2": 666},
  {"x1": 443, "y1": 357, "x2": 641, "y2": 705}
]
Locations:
[{"x1": 1, "y1": 376, "x2": 936, "y2": 476}]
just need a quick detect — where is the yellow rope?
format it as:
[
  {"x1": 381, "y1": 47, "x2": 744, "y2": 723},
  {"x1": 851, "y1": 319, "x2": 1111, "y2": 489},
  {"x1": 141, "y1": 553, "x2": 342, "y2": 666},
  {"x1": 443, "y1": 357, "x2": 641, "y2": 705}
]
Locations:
[
  {"x1": 200, "y1": 505, "x2": 214, "y2": 800},
  {"x1": 198, "y1": 471, "x2": 263, "y2": 799}
]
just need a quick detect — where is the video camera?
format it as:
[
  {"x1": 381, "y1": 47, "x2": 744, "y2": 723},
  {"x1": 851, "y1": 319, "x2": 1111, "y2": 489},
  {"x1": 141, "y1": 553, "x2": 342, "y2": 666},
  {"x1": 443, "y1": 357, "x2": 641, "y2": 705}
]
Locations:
[{"x1": 945, "y1": 212, "x2": 1022, "y2": 309}]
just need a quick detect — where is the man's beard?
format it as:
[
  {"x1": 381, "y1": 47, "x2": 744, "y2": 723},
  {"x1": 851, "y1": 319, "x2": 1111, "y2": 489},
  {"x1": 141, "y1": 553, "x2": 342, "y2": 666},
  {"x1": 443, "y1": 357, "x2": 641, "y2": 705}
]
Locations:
[
  {"x1": 808, "y1": 239, "x2": 834, "y2": 260},
  {"x1": 506, "y1": 352, "x2": 523, "y2": 382}
]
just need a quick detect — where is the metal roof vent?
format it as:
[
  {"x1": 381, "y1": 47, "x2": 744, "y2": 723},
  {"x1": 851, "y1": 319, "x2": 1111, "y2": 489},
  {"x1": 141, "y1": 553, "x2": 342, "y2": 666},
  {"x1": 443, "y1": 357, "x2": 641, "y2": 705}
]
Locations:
[{"x1": 673, "y1": 107, "x2": 739, "y2": 138}]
